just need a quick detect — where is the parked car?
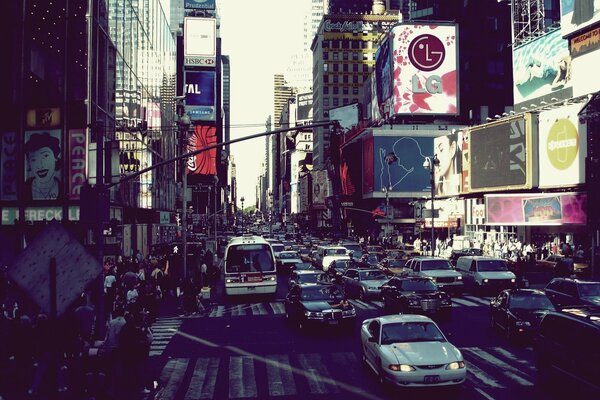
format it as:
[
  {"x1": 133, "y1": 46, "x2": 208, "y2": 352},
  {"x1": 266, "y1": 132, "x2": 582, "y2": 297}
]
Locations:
[
  {"x1": 403, "y1": 257, "x2": 464, "y2": 296},
  {"x1": 536, "y1": 254, "x2": 565, "y2": 270},
  {"x1": 284, "y1": 283, "x2": 356, "y2": 330},
  {"x1": 533, "y1": 306, "x2": 600, "y2": 396},
  {"x1": 381, "y1": 276, "x2": 452, "y2": 318},
  {"x1": 449, "y1": 248, "x2": 483, "y2": 266},
  {"x1": 490, "y1": 289, "x2": 555, "y2": 342},
  {"x1": 379, "y1": 258, "x2": 408, "y2": 276},
  {"x1": 544, "y1": 278, "x2": 600, "y2": 308},
  {"x1": 360, "y1": 314, "x2": 466, "y2": 388},
  {"x1": 455, "y1": 256, "x2": 516, "y2": 294},
  {"x1": 276, "y1": 251, "x2": 303, "y2": 273},
  {"x1": 342, "y1": 268, "x2": 389, "y2": 300},
  {"x1": 288, "y1": 270, "x2": 332, "y2": 288}
]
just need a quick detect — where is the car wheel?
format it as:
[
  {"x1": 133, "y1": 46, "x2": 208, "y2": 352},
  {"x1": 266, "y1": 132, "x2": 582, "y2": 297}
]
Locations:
[{"x1": 359, "y1": 288, "x2": 367, "y2": 301}]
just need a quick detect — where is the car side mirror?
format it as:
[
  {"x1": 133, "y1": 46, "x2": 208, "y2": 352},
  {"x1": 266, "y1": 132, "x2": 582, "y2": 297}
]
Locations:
[{"x1": 368, "y1": 336, "x2": 378, "y2": 343}]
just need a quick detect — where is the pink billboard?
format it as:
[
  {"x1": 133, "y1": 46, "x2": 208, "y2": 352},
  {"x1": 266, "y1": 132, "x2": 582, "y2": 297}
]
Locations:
[
  {"x1": 385, "y1": 23, "x2": 459, "y2": 116},
  {"x1": 485, "y1": 192, "x2": 587, "y2": 226}
]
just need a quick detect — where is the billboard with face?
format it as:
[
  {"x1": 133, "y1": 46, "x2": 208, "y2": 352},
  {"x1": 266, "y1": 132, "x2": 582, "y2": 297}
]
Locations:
[
  {"x1": 371, "y1": 134, "x2": 436, "y2": 197},
  {"x1": 560, "y1": 0, "x2": 600, "y2": 38},
  {"x1": 538, "y1": 103, "x2": 587, "y2": 188},
  {"x1": 386, "y1": 23, "x2": 459, "y2": 116},
  {"x1": 433, "y1": 130, "x2": 462, "y2": 197},
  {"x1": 469, "y1": 115, "x2": 532, "y2": 192},
  {"x1": 513, "y1": 30, "x2": 572, "y2": 108},
  {"x1": 24, "y1": 130, "x2": 63, "y2": 201},
  {"x1": 486, "y1": 192, "x2": 587, "y2": 225}
]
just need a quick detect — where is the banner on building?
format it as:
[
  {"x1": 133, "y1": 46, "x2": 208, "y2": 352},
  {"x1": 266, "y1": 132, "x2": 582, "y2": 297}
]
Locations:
[
  {"x1": 184, "y1": 17, "x2": 216, "y2": 66},
  {"x1": 68, "y1": 129, "x2": 86, "y2": 200},
  {"x1": 187, "y1": 125, "x2": 217, "y2": 175},
  {"x1": 296, "y1": 92, "x2": 313, "y2": 122},
  {"x1": 184, "y1": 70, "x2": 216, "y2": 121},
  {"x1": 469, "y1": 115, "x2": 534, "y2": 193},
  {"x1": 538, "y1": 103, "x2": 586, "y2": 188},
  {"x1": 0, "y1": 132, "x2": 18, "y2": 201},
  {"x1": 24, "y1": 129, "x2": 63, "y2": 201},
  {"x1": 25, "y1": 108, "x2": 61, "y2": 129},
  {"x1": 485, "y1": 192, "x2": 586, "y2": 225},
  {"x1": 184, "y1": 0, "x2": 216, "y2": 10},
  {"x1": 363, "y1": 134, "x2": 374, "y2": 194},
  {"x1": 312, "y1": 170, "x2": 329, "y2": 209},
  {"x1": 560, "y1": 0, "x2": 600, "y2": 38},
  {"x1": 433, "y1": 130, "x2": 463, "y2": 197}
]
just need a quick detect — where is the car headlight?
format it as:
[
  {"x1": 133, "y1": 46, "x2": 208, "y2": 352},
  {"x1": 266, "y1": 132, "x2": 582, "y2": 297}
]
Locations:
[
  {"x1": 342, "y1": 308, "x2": 356, "y2": 316},
  {"x1": 515, "y1": 321, "x2": 531, "y2": 327},
  {"x1": 389, "y1": 364, "x2": 415, "y2": 372},
  {"x1": 456, "y1": 276, "x2": 462, "y2": 280},
  {"x1": 304, "y1": 311, "x2": 323, "y2": 318},
  {"x1": 510, "y1": 278, "x2": 516, "y2": 283},
  {"x1": 446, "y1": 361, "x2": 465, "y2": 370},
  {"x1": 482, "y1": 278, "x2": 489, "y2": 283},
  {"x1": 441, "y1": 298, "x2": 451, "y2": 305},
  {"x1": 408, "y1": 299, "x2": 420, "y2": 306}
]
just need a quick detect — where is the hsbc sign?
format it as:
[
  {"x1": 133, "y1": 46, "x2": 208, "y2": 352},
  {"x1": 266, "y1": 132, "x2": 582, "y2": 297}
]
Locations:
[{"x1": 184, "y1": 56, "x2": 215, "y2": 67}]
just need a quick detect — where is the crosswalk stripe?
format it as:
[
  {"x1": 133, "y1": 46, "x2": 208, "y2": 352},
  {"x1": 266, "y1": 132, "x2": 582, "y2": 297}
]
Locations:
[
  {"x1": 158, "y1": 358, "x2": 189, "y2": 399},
  {"x1": 490, "y1": 347, "x2": 536, "y2": 373},
  {"x1": 229, "y1": 356, "x2": 257, "y2": 398},
  {"x1": 372, "y1": 301, "x2": 384, "y2": 308},
  {"x1": 184, "y1": 357, "x2": 220, "y2": 400},
  {"x1": 348, "y1": 299, "x2": 376, "y2": 310},
  {"x1": 451, "y1": 298, "x2": 481, "y2": 307},
  {"x1": 465, "y1": 360, "x2": 504, "y2": 388},
  {"x1": 269, "y1": 302, "x2": 285, "y2": 314},
  {"x1": 210, "y1": 305, "x2": 225, "y2": 317},
  {"x1": 250, "y1": 303, "x2": 268, "y2": 315},
  {"x1": 266, "y1": 354, "x2": 297, "y2": 396},
  {"x1": 462, "y1": 348, "x2": 533, "y2": 386},
  {"x1": 297, "y1": 353, "x2": 340, "y2": 394},
  {"x1": 463, "y1": 296, "x2": 492, "y2": 306},
  {"x1": 232, "y1": 305, "x2": 246, "y2": 316}
]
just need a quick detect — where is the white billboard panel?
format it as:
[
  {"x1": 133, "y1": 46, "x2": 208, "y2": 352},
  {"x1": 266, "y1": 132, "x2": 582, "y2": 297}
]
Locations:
[
  {"x1": 386, "y1": 23, "x2": 459, "y2": 116},
  {"x1": 537, "y1": 103, "x2": 587, "y2": 188},
  {"x1": 184, "y1": 17, "x2": 216, "y2": 66}
]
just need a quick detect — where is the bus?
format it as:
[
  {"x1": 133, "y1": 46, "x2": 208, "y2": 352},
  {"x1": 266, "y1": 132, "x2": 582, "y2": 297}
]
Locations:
[{"x1": 223, "y1": 235, "x2": 277, "y2": 295}]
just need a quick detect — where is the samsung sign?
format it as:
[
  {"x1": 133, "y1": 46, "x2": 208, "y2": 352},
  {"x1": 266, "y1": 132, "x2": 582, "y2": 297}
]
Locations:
[
  {"x1": 184, "y1": 71, "x2": 216, "y2": 121},
  {"x1": 184, "y1": 0, "x2": 215, "y2": 10}
]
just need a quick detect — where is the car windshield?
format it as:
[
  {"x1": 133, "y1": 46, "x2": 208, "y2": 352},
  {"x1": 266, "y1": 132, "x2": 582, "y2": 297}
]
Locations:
[
  {"x1": 509, "y1": 295, "x2": 555, "y2": 310},
  {"x1": 366, "y1": 255, "x2": 379, "y2": 261},
  {"x1": 401, "y1": 280, "x2": 438, "y2": 292},
  {"x1": 272, "y1": 244, "x2": 285, "y2": 252},
  {"x1": 579, "y1": 283, "x2": 600, "y2": 297},
  {"x1": 421, "y1": 260, "x2": 453, "y2": 271},
  {"x1": 478, "y1": 260, "x2": 508, "y2": 272},
  {"x1": 380, "y1": 322, "x2": 446, "y2": 344},
  {"x1": 359, "y1": 270, "x2": 387, "y2": 280},
  {"x1": 297, "y1": 273, "x2": 324, "y2": 284},
  {"x1": 388, "y1": 260, "x2": 405, "y2": 268},
  {"x1": 279, "y1": 252, "x2": 299, "y2": 259},
  {"x1": 300, "y1": 286, "x2": 343, "y2": 301},
  {"x1": 326, "y1": 248, "x2": 347, "y2": 256},
  {"x1": 332, "y1": 260, "x2": 351, "y2": 270},
  {"x1": 294, "y1": 262, "x2": 313, "y2": 270}
]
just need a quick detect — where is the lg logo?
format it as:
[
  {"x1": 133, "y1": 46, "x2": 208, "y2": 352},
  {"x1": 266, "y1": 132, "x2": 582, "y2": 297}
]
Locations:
[{"x1": 408, "y1": 34, "x2": 445, "y2": 72}]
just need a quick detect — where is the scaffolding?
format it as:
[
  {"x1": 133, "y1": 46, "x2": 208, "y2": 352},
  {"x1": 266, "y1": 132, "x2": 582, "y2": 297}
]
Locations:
[{"x1": 512, "y1": 0, "x2": 545, "y2": 45}]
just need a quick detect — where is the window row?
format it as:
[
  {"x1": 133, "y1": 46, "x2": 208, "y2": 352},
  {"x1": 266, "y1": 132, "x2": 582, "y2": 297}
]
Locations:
[
  {"x1": 323, "y1": 51, "x2": 372, "y2": 61},
  {"x1": 323, "y1": 74, "x2": 367, "y2": 84},
  {"x1": 323, "y1": 98, "x2": 360, "y2": 107},
  {"x1": 323, "y1": 86, "x2": 360, "y2": 95},
  {"x1": 323, "y1": 63, "x2": 371, "y2": 73},
  {"x1": 322, "y1": 39, "x2": 378, "y2": 50}
]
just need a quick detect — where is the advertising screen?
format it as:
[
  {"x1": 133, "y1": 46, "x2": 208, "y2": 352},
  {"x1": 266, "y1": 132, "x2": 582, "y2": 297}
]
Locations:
[
  {"x1": 24, "y1": 129, "x2": 63, "y2": 201},
  {"x1": 538, "y1": 103, "x2": 587, "y2": 188},
  {"x1": 296, "y1": 92, "x2": 313, "y2": 122},
  {"x1": 329, "y1": 103, "x2": 360, "y2": 132},
  {"x1": 513, "y1": 30, "x2": 572, "y2": 108},
  {"x1": 184, "y1": 70, "x2": 216, "y2": 121},
  {"x1": 560, "y1": 0, "x2": 600, "y2": 38},
  {"x1": 386, "y1": 23, "x2": 459, "y2": 116},
  {"x1": 312, "y1": 170, "x2": 329, "y2": 209},
  {"x1": 375, "y1": 36, "x2": 393, "y2": 107},
  {"x1": 371, "y1": 134, "x2": 435, "y2": 197},
  {"x1": 184, "y1": 17, "x2": 216, "y2": 66},
  {"x1": 187, "y1": 125, "x2": 217, "y2": 175},
  {"x1": 363, "y1": 134, "x2": 374, "y2": 194},
  {"x1": 469, "y1": 116, "x2": 531, "y2": 192},
  {"x1": 433, "y1": 130, "x2": 463, "y2": 197},
  {"x1": 340, "y1": 140, "x2": 362, "y2": 197},
  {"x1": 486, "y1": 192, "x2": 586, "y2": 225},
  {"x1": 0, "y1": 132, "x2": 18, "y2": 201}
]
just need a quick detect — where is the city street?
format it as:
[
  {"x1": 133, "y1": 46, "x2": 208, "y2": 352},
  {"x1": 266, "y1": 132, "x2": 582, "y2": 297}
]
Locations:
[{"x1": 143, "y1": 271, "x2": 577, "y2": 400}]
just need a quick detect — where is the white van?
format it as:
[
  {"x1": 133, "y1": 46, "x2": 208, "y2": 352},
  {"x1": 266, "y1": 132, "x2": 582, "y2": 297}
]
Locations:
[{"x1": 455, "y1": 256, "x2": 516, "y2": 294}]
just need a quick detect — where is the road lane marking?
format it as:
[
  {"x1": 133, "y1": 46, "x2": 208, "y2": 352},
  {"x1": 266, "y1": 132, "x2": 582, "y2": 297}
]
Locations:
[
  {"x1": 269, "y1": 302, "x2": 285, "y2": 314},
  {"x1": 463, "y1": 296, "x2": 492, "y2": 306},
  {"x1": 475, "y1": 387, "x2": 497, "y2": 400},
  {"x1": 491, "y1": 347, "x2": 536, "y2": 373},
  {"x1": 297, "y1": 353, "x2": 340, "y2": 394},
  {"x1": 184, "y1": 358, "x2": 220, "y2": 400},
  {"x1": 266, "y1": 354, "x2": 296, "y2": 396},
  {"x1": 464, "y1": 360, "x2": 504, "y2": 388},
  {"x1": 229, "y1": 356, "x2": 257, "y2": 398},
  {"x1": 349, "y1": 299, "x2": 376, "y2": 310},
  {"x1": 209, "y1": 305, "x2": 225, "y2": 317},
  {"x1": 157, "y1": 358, "x2": 189, "y2": 399},
  {"x1": 451, "y1": 298, "x2": 481, "y2": 307},
  {"x1": 462, "y1": 348, "x2": 533, "y2": 386}
]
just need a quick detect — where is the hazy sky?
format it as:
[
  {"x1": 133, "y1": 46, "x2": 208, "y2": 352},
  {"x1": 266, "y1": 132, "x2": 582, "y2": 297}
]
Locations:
[{"x1": 218, "y1": 0, "x2": 306, "y2": 208}]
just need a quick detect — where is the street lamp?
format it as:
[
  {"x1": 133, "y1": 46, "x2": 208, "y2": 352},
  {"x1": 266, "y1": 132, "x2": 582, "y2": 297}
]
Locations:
[
  {"x1": 423, "y1": 155, "x2": 439, "y2": 257},
  {"x1": 240, "y1": 196, "x2": 245, "y2": 232},
  {"x1": 177, "y1": 104, "x2": 192, "y2": 280},
  {"x1": 381, "y1": 185, "x2": 392, "y2": 238}
]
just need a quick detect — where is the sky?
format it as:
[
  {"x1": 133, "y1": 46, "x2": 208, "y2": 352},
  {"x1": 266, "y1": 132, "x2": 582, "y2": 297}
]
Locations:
[{"x1": 217, "y1": 0, "x2": 307, "y2": 208}]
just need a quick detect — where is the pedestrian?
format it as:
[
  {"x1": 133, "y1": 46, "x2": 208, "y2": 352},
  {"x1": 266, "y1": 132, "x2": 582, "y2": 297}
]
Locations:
[{"x1": 118, "y1": 311, "x2": 152, "y2": 394}]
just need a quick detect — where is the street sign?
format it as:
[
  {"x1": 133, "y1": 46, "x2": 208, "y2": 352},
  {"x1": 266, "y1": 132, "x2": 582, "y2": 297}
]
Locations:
[{"x1": 8, "y1": 221, "x2": 102, "y2": 317}]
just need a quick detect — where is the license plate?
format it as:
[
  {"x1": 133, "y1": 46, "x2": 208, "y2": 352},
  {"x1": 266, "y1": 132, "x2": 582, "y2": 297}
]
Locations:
[
  {"x1": 328, "y1": 320, "x2": 339, "y2": 325},
  {"x1": 246, "y1": 286, "x2": 256, "y2": 291},
  {"x1": 424, "y1": 375, "x2": 440, "y2": 384}
]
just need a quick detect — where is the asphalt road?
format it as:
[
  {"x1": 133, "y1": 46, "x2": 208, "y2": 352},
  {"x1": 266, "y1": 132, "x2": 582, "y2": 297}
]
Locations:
[{"x1": 143, "y1": 270, "x2": 579, "y2": 400}]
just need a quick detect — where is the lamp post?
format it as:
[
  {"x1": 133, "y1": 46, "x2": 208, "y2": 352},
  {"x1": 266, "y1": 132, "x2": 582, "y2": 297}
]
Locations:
[
  {"x1": 268, "y1": 190, "x2": 273, "y2": 237},
  {"x1": 177, "y1": 104, "x2": 192, "y2": 280},
  {"x1": 382, "y1": 185, "x2": 392, "y2": 238},
  {"x1": 214, "y1": 175, "x2": 218, "y2": 253},
  {"x1": 423, "y1": 155, "x2": 439, "y2": 257},
  {"x1": 240, "y1": 196, "x2": 245, "y2": 232}
]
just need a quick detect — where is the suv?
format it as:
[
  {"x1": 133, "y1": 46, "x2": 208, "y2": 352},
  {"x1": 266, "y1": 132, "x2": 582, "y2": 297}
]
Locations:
[
  {"x1": 404, "y1": 257, "x2": 464, "y2": 295},
  {"x1": 544, "y1": 278, "x2": 600, "y2": 308},
  {"x1": 534, "y1": 307, "x2": 600, "y2": 395}
]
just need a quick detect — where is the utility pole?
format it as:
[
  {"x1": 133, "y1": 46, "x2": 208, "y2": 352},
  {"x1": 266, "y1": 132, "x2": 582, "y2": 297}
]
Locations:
[{"x1": 177, "y1": 100, "x2": 192, "y2": 281}]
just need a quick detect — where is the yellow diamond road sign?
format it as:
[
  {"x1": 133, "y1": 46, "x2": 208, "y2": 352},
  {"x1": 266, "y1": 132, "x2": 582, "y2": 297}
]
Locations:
[{"x1": 8, "y1": 221, "x2": 102, "y2": 317}]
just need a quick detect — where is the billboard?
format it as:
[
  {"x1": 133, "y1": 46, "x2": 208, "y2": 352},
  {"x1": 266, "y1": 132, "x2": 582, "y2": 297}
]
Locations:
[
  {"x1": 328, "y1": 103, "x2": 360, "y2": 132},
  {"x1": 363, "y1": 134, "x2": 374, "y2": 194},
  {"x1": 486, "y1": 192, "x2": 587, "y2": 225},
  {"x1": 184, "y1": 0, "x2": 216, "y2": 10},
  {"x1": 68, "y1": 129, "x2": 86, "y2": 200},
  {"x1": 371, "y1": 134, "x2": 436, "y2": 197},
  {"x1": 433, "y1": 130, "x2": 463, "y2": 197},
  {"x1": 184, "y1": 70, "x2": 216, "y2": 121},
  {"x1": 469, "y1": 116, "x2": 533, "y2": 192},
  {"x1": 513, "y1": 30, "x2": 572, "y2": 108},
  {"x1": 312, "y1": 170, "x2": 329, "y2": 209},
  {"x1": 187, "y1": 125, "x2": 217, "y2": 175},
  {"x1": 560, "y1": 0, "x2": 600, "y2": 38},
  {"x1": 24, "y1": 129, "x2": 63, "y2": 201},
  {"x1": 386, "y1": 23, "x2": 459, "y2": 116},
  {"x1": 0, "y1": 132, "x2": 18, "y2": 201},
  {"x1": 184, "y1": 17, "x2": 216, "y2": 66},
  {"x1": 538, "y1": 103, "x2": 587, "y2": 188},
  {"x1": 340, "y1": 140, "x2": 362, "y2": 196},
  {"x1": 296, "y1": 92, "x2": 313, "y2": 122},
  {"x1": 375, "y1": 36, "x2": 393, "y2": 108}
]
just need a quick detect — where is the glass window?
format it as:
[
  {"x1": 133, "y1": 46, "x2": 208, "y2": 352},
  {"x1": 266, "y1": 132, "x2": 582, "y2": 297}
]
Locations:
[
  {"x1": 343, "y1": 52, "x2": 349, "y2": 60},
  {"x1": 333, "y1": 52, "x2": 339, "y2": 60},
  {"x1": 381, "y1": 322, "x2": 446, "y2": 344},
  {"x1": 323, "y1": 98, "x2": 329, "y2": 106},
  {"x1": 333, "y1": 87, "x2": 339, "y2": 95},
  {"x1": 343, "y1": 64, "x2": 348, "y2": 72},
  {"x1": 333, "y1": 98, "x2": 339, "y2": 106},
  {"x1": 343, "y1": 87, "x2": 349, "y2": 95},
  {"x1": 353, "y1": 64, "x2": 359, "y2": 72},
  {"x1": 343, "y1": 98, "x2": 349, "y2": 105},
  {"x1": 333, "y1": 63, "x2": 339, "y2": 72},
  {"x1": 323, "y1": 87, "x2": 329, "y2": 95},
  {"x1": 323, "y1": 63, "x2": 329, "y2": 72},
  {"x1": 323, "y1": 51, "x2": 329, "y2": 60},
  {"x1": 333, "y1": 75, "x2": 338, "y2": 83},
  {"x1": 353, "y1": 88, "x2": 359, "y2": 95}
]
